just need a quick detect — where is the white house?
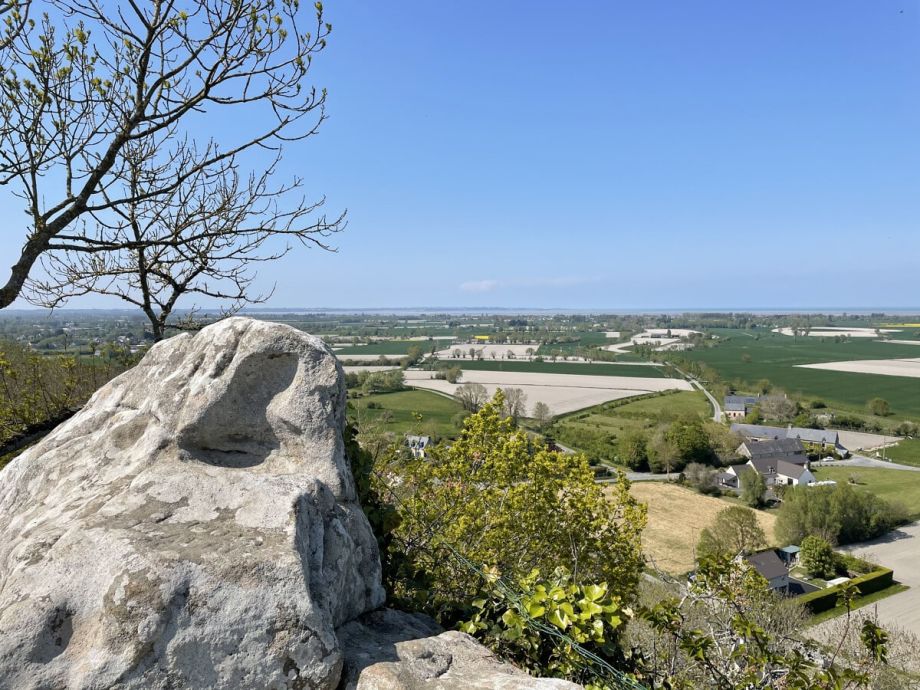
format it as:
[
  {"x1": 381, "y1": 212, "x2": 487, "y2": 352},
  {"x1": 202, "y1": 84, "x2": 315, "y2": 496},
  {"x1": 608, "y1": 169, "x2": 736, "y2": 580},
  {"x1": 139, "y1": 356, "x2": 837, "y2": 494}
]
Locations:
[
  {"x1": 719, "y1": 456, "x2": 814, "y2": 488},
  {"x1": 405, "y1": 435, "x2": 430, "y2": 458}
]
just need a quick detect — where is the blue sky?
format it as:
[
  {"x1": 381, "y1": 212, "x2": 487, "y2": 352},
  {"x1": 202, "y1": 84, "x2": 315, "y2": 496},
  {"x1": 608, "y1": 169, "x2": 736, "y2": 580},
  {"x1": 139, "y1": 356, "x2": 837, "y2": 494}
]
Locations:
[{"x1": 4, "y1": 1, "x2": 920, "y2": 310}]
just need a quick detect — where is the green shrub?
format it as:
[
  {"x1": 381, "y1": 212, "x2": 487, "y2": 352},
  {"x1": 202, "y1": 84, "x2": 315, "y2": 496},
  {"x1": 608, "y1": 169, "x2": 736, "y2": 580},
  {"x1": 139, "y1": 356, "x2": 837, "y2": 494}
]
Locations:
[
  {"x1": 798, "y1": 568, "x2": 894, "y2": 614},
  {"x1": 800, "y1": 535, "x2": 836, "y2": 579},
  {"x1": 460, "y1": 567, "x2": 627, "y2": 688},
  {"x1": 836, "y1": 553, "x2": 877, "y2": 576}
]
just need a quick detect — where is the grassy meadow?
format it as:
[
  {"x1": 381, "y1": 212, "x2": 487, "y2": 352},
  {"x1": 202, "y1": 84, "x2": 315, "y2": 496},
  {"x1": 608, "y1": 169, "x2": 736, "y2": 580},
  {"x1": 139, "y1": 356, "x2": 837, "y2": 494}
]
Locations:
[
  {"x1": 348, "y1": 389, "x2": 464, "y2": 439},
  {"x1": 886, "y1": 439, "x2": 920, "y2": 467},
  {"x1": 537, "y1": 331, "x2": 613, "y2": 355},
  {"x1": 550, "y1": 390, "x2": 712, "y2": 464},
  {"x1": 624, "y1": 482, "x2": 777, "y2": 575},
  {"x1": 811, "y1": 466, "x2": 920, "y2": 520}
]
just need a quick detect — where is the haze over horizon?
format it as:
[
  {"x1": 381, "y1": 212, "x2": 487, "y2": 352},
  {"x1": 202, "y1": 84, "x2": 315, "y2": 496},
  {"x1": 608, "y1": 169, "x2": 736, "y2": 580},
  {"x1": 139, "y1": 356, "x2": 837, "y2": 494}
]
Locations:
[{"x1": 3, "y1": 1, "x2": 918, "y2": 311}]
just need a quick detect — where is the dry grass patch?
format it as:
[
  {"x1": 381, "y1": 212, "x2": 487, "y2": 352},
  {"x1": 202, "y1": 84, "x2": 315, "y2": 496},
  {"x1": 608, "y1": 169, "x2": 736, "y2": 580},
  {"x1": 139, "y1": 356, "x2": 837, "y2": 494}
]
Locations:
[{"x1": 619, "y1": 482, "x2": 777, "y2": 575}]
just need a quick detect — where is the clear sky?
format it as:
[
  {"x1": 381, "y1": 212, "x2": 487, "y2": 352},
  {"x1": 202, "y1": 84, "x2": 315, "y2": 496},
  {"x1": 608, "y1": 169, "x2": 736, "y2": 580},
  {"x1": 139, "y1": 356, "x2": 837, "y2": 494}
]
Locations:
[{"x1": 4, "y1": 1, "x2": 920, "y2": 310}]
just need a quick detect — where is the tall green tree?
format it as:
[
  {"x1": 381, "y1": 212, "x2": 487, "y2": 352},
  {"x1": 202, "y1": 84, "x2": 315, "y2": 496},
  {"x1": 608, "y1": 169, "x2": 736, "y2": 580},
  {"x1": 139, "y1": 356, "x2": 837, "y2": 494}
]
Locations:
[
  {"x1": 740, "y1": 467, "x2": 767, "y2": 508},
  {"x1": 696, "y1": 505, "x2": 766, "y2": 559},
  {"x1": 376, "y1": 390, "x2": 647, "y2": 619},
  {"x1": 665, "y1": 415, "x2": 714, "y2": 467},
  {"x1": 800, "y1": 535, "x2": 837, "y2": 579},
  {"x1": 617, "y1": 430, "x2": 649, "y2": 471}
]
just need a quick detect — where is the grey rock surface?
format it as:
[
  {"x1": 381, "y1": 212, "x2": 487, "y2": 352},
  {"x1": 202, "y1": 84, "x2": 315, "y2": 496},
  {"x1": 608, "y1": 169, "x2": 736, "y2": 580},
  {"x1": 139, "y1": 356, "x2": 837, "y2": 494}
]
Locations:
[
  {"x1": 0, "y1": 317, "x2": 385, "y2": 689},
  {"x1": 338, "y1": 609, "x2": 583, "y2": 689}
]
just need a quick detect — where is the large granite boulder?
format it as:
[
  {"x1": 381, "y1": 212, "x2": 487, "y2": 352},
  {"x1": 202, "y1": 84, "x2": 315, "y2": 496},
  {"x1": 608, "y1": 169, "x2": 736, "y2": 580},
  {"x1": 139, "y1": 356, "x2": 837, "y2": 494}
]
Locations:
[{"x1": 0, "y1": 318, "x2": 385, "y2": 689}]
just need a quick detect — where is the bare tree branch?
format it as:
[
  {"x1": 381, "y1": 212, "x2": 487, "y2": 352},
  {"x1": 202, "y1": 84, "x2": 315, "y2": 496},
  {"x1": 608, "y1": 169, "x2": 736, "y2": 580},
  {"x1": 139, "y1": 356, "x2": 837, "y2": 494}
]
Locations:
[
  {"x1": 26, "y1": 137, "x2": 343, "y2": 339},
  {"x1": 0, "y1": 0, "x2": 334, "y2": 307}
]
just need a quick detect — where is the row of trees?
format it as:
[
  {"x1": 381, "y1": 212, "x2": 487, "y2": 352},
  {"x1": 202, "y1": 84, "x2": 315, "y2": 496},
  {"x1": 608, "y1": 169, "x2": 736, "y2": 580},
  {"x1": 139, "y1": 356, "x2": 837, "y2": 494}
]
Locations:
[
  {"x1": 453, "y1": 382, "x2": 552, "y2": 427},
  {"x1": 775, "y1": 483, "x2": 906, "y2": 546}
]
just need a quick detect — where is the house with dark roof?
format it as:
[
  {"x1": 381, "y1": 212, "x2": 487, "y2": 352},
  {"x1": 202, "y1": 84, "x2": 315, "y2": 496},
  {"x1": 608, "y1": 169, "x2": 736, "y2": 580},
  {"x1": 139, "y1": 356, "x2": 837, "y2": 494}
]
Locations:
[
  {"x1": 732, "y1": 423, "x2": 846, "y2": 452},
  {"x1": 745, "y1": 550, "x2": 790, "y2": 591},
  {"x1": 784, "y1": 427, "x2": 841, "y2": 449},
  {"x1": 737, "y1": 437, "x2": 806, "y2": 461},
  {"x1": 723, "y1": 395, "x2": 763, "y2": 420},
  {"x1": 720, "y1": 453, "x2": 814, "y2": 489}
]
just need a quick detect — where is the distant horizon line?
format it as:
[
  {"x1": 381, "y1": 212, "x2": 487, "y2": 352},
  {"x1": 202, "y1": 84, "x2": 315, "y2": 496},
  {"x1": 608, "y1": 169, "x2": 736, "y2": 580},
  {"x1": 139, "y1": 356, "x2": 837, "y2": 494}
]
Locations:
[{"x1": 4, "y1": 306, "x2": 920, "y2": 316}]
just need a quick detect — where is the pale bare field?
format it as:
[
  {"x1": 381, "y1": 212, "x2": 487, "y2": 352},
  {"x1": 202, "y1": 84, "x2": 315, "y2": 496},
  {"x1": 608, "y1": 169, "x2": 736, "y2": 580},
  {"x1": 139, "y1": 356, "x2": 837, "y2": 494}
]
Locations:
[
  {"x1": 837, "y1": 430, "x2": 901, "y2": 451},
  {"x1": 404, "y1": 369, "x2": 691, "y2": 415},
  {"x1": 342, "y1": 365, "x2": 399, "y2": 374},
  {"x1": 335, "y1": 354, "x2": 400, "y2": 362},
  {"x1": 624, "y1": 483, "x2": 777, "y2": 575},
  {"x1": 797, "y1": 358, "x2": 920, "y2": 379},
  {"x1": 434, "y1": 343, "x2": 536, "y2": 359},
  {"x1": 605, "y1": 331, "x2": 621, "y2": 338},
  {"x1": 773, "y1": 327, "x2": 901, "y2": 338},
  {"x1": 602, "y1": 328, "x2": 700, "y2": 353}
]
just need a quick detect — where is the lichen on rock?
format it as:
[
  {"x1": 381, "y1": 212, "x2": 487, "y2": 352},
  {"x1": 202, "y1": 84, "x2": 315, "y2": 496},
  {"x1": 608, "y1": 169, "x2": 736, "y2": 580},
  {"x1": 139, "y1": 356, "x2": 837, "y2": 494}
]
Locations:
[{"x1": 0, "y1": 318, "x2": 384, "y2": 689}]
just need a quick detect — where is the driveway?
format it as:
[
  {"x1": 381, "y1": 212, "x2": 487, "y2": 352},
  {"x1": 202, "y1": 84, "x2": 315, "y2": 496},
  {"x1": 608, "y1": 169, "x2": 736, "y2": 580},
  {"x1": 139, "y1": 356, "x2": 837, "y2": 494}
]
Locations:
[
  {"x1": 816, "y1": 455, "x2": 920, "y2": 472},
  {"x1": 835, "y1": 521, "x2": 920, "y2": 636}
]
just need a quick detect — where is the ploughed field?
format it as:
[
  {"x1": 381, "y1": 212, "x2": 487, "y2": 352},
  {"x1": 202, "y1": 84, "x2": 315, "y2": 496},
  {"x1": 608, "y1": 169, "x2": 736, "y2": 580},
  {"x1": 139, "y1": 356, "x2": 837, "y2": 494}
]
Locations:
[
  {"x1": 404, "y1": 369, "x2": 692, "y2": 416},
  {"x1": 451, "y1": 360, "x2": 666, "y2": 377}
]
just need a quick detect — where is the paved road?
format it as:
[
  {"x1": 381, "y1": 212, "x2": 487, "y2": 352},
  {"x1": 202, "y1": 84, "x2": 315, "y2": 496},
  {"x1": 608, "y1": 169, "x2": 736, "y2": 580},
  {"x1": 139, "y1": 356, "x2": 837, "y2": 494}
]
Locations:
[
  {"x1": 667, "y1": 364, "x2": 722, "y2": 422},
  {"x1": 833, "y1": 521, "x2": 920, "y2": 636}
]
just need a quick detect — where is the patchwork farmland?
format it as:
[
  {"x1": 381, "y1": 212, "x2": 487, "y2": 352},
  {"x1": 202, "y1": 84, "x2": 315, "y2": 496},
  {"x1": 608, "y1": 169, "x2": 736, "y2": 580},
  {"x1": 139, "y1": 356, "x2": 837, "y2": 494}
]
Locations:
[
  {"x1": 404, "y1": 368, "x2": 692, "y2": 416},
  {"x1": 682, "y1": 330, "x2": 920, "y2": 417}
]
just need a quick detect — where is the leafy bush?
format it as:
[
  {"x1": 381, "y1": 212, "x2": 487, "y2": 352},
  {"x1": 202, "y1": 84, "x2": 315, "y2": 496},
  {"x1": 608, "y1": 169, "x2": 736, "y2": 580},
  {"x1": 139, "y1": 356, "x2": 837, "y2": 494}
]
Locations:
[
  {"x1": 836, "y1": 553, "x2": 878, "y2": 576},
  {"x1": 638, "y1": 556, "x2": 889, "y2": 687},
  {"x1": 867, "y1": 398, "x2": 892, "y2": 417},
  {"x1": 739, "y1": 467, "x2": 767, "y2": 508},
  {"x1": 798, "y1": 569, "x2": 894, "y2": 614},
  {"x1": 0, "y1": 341, "x2": 132, "y2": 450},
  {"x1": 776, "y1": 483, "x2": 903, "y2": 546},
  {"x1": 373, "y1": 391, "x2": 647, "y2": 622},
  {"x1": 460, "y1": 567, "x2": 628, "y2": 689},
  {"x1": 801, "y1": 535, "x2": 836, "y2": 579},
  {"x1": 683, "y1": 462, "x2": 719, "y2": 495}
]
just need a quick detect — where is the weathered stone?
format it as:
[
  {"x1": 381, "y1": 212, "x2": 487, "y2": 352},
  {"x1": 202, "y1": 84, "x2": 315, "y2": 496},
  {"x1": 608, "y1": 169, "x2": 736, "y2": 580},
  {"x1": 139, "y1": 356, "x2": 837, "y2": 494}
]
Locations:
[
  {"x1": 338, "y1": 609, "x2": 583, "y2": 689},
  {"x1": 0, "y1": 318, "x2": 384, "y2": 689}
]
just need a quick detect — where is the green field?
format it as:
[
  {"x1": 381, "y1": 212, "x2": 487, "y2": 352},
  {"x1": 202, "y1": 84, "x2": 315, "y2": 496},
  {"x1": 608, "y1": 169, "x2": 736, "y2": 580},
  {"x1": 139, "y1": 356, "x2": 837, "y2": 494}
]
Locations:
[
  {"x1": 684, "y1": 331, "x2": 920, "y2": 417},
  {"x1": 550, "y1": 390, "x2": 712, "y2": 465},
  {"x1": 336, "y1": 340, "x2": 441, "y2": 355},
  {"x1": 810, "y1": 467, "x2": 920, "y2": 519},
  {"x1": 557, "y1": 390, "x2": 710, "y2": 434},
  {"x1": 537, "y1": 331, "x2": 613, "y2": 355},
  {"x1": 454, "y1": 359, "x2": 666, "y2": 378},
  {"x1": 884, "y1": 439, "x2": 920, "y2": 468},
  {"x1": 348, "y1": 389, "x2": 464, "y2": 438}
]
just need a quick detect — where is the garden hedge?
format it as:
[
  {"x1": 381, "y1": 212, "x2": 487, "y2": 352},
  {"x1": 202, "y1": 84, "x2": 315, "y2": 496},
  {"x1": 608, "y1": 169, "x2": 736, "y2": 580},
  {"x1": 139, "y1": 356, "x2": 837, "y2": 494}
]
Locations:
[{"x1": 798, "y1": 568, "x2": 894, "y2": 614}]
